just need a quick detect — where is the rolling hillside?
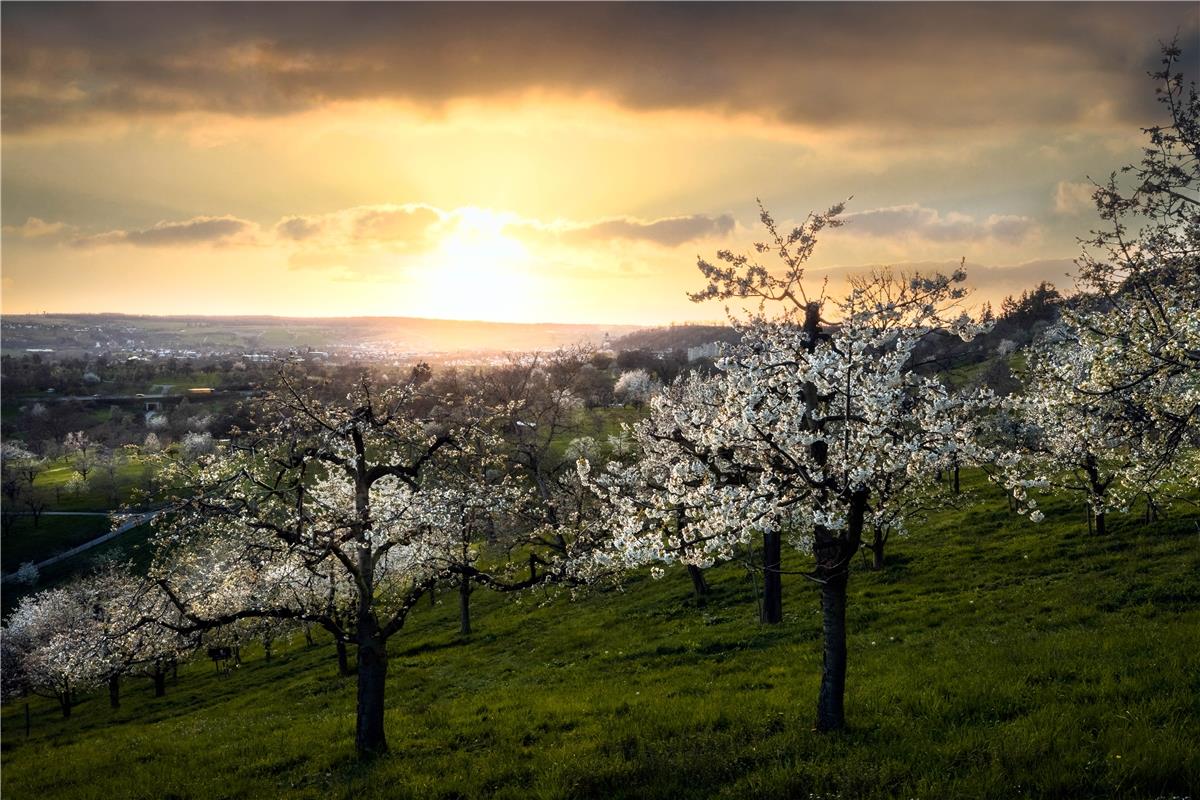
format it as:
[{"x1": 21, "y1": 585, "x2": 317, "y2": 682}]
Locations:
[{"x1": 2, "y1": 473, "x2": 1197, "y2": 799}]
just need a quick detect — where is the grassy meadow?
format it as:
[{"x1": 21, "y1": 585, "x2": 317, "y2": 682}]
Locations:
[
  {"x1": 15, "y1": 456, "x2": 151, "y2": 513},
  {"x1": 2, "y1": 472, "x2": 1197, "y2": 799}
]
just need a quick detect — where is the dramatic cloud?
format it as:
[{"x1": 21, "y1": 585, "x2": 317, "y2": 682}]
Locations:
[
  {"x1": 65, "y1": 205, "x2": 733, "y2": 255},
  {"x1": 351, "y1": 206, "x2": 444, "y2": 244},
  {"x1": 2, "y1": 217, "x2": 71, "y2": 239},
  {"x1": 1054, "y1": 180, "x2": 1098, "y2": 215},
  {"x1": 274, "y1": 204, "x2": 445, "y2": 248},
  {"x1": 557, "y1": 214, "x2": 736, "y2": 247},
  {"x1": 275, "y1": 216, "x2": 324, "y2": 242},
  {"x1": 811, "y1": 258, "x2": 1078, "y2": 301},
  {"x1": 840, "y1": 204, "x2": 1037, "y2": 244},
  {"x1": 48, "y1": 202, "x2": 1048, "y2": 256},
  {"x1": 74, "y1": 216, "x2": 256, "y2": 248},
  {"x1": 2, "y1": 3, "x2": 1194, "y2": 134}
]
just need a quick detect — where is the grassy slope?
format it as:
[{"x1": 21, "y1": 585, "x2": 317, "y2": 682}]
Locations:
[
  {"x1": 2, "y1": 475, "x2": 1198, "y2": 800},
  {"x1": 1, "y1": 523, "x2": 156, "y2": 615},
  {"x1": 0, "y1": 516, "x2": 112, "y2": 572}
]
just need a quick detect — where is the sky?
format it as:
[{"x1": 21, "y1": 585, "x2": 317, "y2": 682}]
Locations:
[{"x1": 2, "y1": 2, "x2": 1197, "y2": 325}]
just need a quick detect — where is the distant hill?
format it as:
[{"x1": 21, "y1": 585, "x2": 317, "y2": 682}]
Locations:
[
  {"x1": 611, "y1": 324, "x2": 739, "y2": 353},
  {"x1": 0, "y1": 314, "x2": 641, "y2": 357}
]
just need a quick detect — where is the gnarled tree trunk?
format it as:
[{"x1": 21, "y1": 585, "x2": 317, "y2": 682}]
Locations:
[{"x1": 109, "y1": 674, "x2": 120, "y2": 708}]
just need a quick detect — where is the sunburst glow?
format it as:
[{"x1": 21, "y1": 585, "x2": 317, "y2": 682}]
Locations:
[{"x1": 410, "y1": 209, "x2": 539, "y2": 323}]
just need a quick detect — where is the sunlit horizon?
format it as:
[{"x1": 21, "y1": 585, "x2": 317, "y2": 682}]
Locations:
[{"x1": 3, "y1": 2, "x2": 1196, "y2": 325}]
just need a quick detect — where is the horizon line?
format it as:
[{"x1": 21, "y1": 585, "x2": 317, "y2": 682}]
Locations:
[{"x1": 0, "y1": 310, "x2": 733, "y2": 329}]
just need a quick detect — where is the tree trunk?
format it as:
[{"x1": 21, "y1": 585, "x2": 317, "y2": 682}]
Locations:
[
  {"x1": 153, "y1": 667, "x2": 166, "y2": 697},
  {"x1": 812, "y1": 488, "x2": 866, "y2": 733},
  {"x1": 355, "y1": 631, "x2": 389, "y2": 758},
  {"x1": 953, "y1": 464, "x2": 960, "y2": 495},
  {"x1": 109, "y1": 674, "x2": 120, "y2": 709},
  {"x1": 336, "y1": 638, "x2": 351, "y2": 676},
  {"x1": 59, "y1": 692, "x2": 72, "y2": 719},
  {"x1": 1085, "y1": 457, "x2": 1106, "y2": 536},
  {"x1": 305, "y1": 625, "x2": 315, "y2": 647},
  {"x1": 687, "y1": 564, "x2": 710, "y2": 601},
  {"x1": 869, "y1": 538, "x2": 885, "y2": 571},
  {"x1": 459, "y1": 574, "x2": 472, "y2": 636},
  {"x1": 761, "y1": 531, "x2": 783, "y2": 624},
  {"x1": 263, "y1": 637, "x2": 273, "y2": 662},
  {"x1": 815, "y1": 572, "x2": 849, "y2": 732}
]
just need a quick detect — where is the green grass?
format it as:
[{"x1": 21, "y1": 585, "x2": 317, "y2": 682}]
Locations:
[
  {"x1": 1, "y1": 515, "x2": 112, "y2": 572},
  {"x1": 1, "y1": 522, "x2": 156, "y2": 616},
  {"x1": 582, "y1": 405, "x2": 645, "y2": 439},
  {"x1": 2, "y1": 475, "x2": 1198, "y2": 799},
  {"x1": 24, "y1": 457, "x2": 151, "y2": 512}
]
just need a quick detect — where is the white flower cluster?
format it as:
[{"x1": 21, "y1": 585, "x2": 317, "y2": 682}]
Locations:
[{"x1": 583, "y1": 272, "x2": 1007, "y2": 572}]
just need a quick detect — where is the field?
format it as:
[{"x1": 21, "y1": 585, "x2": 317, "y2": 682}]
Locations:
[
  {"x1": 2, "y1": 473, "x2": 1198, "y2": 799},
  {"x1": 20, "y1": 457, "x2": 151, "y2": 512}
]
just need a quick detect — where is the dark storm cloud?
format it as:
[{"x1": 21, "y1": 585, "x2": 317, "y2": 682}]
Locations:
[{"x1": 2, "y1": 2, "x2": 1196, "y2": 133}]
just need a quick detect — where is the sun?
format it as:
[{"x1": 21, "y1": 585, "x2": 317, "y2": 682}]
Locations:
[{"x1": 410, "y1": 208, "x2": 539, "y2": 322}]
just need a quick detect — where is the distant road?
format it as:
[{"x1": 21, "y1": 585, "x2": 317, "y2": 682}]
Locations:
[
  {"x1": 1, "y1": 510, "x2": 162, "y2": 581},
  {"x1": 28, "y1": 389, "x2": 257, "y2": 404}
]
